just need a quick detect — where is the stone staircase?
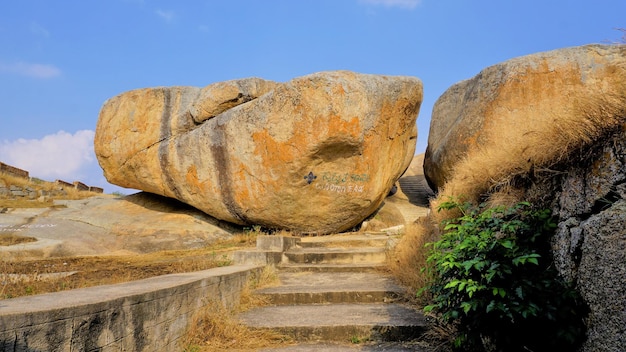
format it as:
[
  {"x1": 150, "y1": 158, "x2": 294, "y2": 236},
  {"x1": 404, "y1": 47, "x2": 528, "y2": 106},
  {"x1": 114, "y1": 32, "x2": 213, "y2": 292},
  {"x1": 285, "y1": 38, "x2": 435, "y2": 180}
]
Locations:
[{"x1": 234, "y1": 234, "x2": 431, "y2": 351}]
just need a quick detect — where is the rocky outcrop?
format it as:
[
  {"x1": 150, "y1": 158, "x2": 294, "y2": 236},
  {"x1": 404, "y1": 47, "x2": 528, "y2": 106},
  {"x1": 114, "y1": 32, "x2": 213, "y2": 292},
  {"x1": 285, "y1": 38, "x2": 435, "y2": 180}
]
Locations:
[
  {"x1": 0, "y1": 193, "x2": 235, "y2": 260},
  {"x1": 424, "y1": 44, "x2": 626, "y2": 194},
  {"x1": 95, "y1": 71, "x2": 422, "y2": 234},
  {"x1": 550, "y1": 129, "x2": 626, "y2": 351},
  {"x1": 424, "y1": 44, "x2": 626, "y2": 351}
]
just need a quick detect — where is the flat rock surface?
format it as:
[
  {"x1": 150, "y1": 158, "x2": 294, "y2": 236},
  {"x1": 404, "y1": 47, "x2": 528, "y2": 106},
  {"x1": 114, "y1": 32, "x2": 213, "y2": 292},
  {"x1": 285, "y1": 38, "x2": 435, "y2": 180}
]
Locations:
[{"x1": 0, "y1": 193, "x2": 235, "y2": 259}]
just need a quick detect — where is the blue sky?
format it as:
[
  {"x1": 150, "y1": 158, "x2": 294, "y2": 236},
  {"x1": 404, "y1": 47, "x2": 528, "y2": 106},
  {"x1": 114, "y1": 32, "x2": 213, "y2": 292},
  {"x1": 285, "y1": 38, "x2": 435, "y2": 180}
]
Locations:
[{"x1": 0, "y1": 0, "x2": 624, "y2": 194}]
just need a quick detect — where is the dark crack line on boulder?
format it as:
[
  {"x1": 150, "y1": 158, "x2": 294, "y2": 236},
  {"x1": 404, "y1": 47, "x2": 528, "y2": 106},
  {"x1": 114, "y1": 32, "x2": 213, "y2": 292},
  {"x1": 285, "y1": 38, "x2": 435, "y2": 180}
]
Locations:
[
  {"x1": 115, "y1": 137, "x2": 170, "y2": 172},
  {"x1": 158, "y1": 89, "x2": 184, "y2": 200},
  {"x1": 210, "y1": 122, "x2": 249, "y2": 224}
]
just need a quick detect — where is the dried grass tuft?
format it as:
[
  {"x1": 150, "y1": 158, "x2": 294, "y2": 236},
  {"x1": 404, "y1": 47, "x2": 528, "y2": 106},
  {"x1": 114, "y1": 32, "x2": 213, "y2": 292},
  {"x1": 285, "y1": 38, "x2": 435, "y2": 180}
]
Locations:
[
  {"x1": 182, "y1": 265, "x2": 291, "y2": 352},
  {"x1": 239, "y1": 265, "x2": 281, "y2": 312},
  {"x1": 182, "y1": 300, "x2": 292, "y2": 352},
  {"x1": 388, "y1": 218, "x2": 440, "y2": 305}
]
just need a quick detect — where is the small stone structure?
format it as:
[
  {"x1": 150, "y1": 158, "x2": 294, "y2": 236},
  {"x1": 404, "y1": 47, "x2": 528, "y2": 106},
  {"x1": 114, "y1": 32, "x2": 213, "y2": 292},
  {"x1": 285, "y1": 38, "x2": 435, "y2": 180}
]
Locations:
[
  {"x1": 88, "y1": 186, "x2": 104, "y2": 193},
  {"x1": 55, "y1": 179, "x2": 74, "y2": 188},
  {"x1": 0, "y1": 162, "x2": 29, "y2": 179},
  {"x1": 73, "y1": 181, "x2": 89, "y2": 191}
]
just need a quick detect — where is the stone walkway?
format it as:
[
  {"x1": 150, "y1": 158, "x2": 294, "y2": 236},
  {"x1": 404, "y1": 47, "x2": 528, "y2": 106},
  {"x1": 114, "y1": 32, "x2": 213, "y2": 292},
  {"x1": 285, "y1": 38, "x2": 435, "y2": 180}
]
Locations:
[{"x1": 235, "y1": 233, "x2": 435, "y2": 351}]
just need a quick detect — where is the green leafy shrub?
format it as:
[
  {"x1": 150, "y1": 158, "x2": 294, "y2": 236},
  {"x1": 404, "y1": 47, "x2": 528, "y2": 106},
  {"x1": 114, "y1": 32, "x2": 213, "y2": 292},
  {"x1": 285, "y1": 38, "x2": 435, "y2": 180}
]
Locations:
[{"x1": 424, "y1": 199, "x2": 587, "y2": 351}]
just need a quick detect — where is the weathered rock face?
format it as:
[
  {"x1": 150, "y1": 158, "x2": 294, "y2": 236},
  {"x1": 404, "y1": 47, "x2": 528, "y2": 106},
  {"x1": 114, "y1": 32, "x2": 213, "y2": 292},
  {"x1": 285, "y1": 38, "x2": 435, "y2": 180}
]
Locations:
[
  {"x1": 95, "y1": 71, "x2": 422, "y2": 234},
  {"x1": 424, "y1": 44, "x2": 626, "y2": 192},
  {"x1": 423, "y1": 44, "x2": 626, "y2": 351},
  {"x1": 550, "y1": 129, "x2": 626, "y2": 352}
]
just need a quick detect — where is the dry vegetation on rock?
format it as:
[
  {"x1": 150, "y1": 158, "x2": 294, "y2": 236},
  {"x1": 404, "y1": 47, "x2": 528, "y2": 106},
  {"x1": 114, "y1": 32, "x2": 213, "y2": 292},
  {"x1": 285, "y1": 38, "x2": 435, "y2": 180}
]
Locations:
[{"x1": 434, "y1": 83, "x2": 626, "y2": 216}]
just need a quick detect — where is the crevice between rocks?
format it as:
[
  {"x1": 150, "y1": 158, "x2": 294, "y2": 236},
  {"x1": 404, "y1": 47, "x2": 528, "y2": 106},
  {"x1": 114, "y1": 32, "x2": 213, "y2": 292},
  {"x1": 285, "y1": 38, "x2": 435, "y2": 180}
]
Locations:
[{"x1": 581, "y1": 179, "x2": 626, "y2": 222}]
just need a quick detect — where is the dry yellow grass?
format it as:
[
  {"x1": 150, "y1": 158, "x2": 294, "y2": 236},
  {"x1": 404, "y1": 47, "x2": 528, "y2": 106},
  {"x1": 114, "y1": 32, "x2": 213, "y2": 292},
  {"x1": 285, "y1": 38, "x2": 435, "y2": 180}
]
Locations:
[
  {"x1": 432, "y1": 79, "x2": 626, "y2": 217},
  {"x1": 182, "y1": 266, "x2": 293, "y2": 352},
  {"x1": 0, "y1": 232, "x2": 258, "y2": 299},
  {"x1": 0, "y1": 233, "x2": 38, "y2": 246},
  {"x1": 238, "y1": 265, "x2": 281, "y2": 312},
  {"x1": 388, "y1": 218, "x2": 439, "y2": 305}
]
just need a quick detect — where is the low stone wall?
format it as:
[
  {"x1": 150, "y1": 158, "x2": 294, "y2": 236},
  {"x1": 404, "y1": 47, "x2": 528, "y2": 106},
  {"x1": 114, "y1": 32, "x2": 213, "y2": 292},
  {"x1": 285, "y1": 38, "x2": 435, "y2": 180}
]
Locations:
[
  {"x1": 73, "y1": 181, "x2": 89, "y2": 191},
  {"x1": 0, "y1": 264, "x2": 262, "y2": 352},
  {"x1": 0, "y1": 161, "x2": 104, "y2": 196},
  {"x1": 0, "y1": 162, "x2": 28, "y2": 179},
  {"x1": 0, "y1": 179, "x2": 104, "y2": 200},
  {"x1": 89, "y1": 186, "x2": 104, "y2": 193},
  {"x1": 54, "y1": 179, "x2": 74, "y2": 188}
]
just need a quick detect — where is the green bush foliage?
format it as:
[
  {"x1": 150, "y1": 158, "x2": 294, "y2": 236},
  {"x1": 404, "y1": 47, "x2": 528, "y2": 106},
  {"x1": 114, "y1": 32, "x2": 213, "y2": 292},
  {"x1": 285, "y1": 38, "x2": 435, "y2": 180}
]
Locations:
[{"x1": 424, "y1": 199, "x2": 587, "y2": 351}]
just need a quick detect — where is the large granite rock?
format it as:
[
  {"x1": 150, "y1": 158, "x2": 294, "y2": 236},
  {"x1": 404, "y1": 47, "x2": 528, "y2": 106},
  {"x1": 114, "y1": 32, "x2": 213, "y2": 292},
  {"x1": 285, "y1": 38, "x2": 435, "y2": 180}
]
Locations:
[
  {"x1": 95, "y1": 71, "x2": 422, "y2": 234},
  {"x1": 550, "y1": 129, "x2": 626, "y2": 352},
  {"x1": 423, "y1": 44, "x2": 626, "y2": 351},
  {"x1": 424, "y1": 44, "x2": 626, "y2": 194}
]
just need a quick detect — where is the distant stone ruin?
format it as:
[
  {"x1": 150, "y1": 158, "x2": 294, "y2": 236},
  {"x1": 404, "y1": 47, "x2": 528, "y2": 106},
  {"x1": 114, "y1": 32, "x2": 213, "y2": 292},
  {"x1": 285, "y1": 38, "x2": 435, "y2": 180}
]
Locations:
[
  {"x1": 0, "y1": 162, "x2": 29, "y2": 179},
  {"x1": 0, "y1": 161, "x2": 104, "y2": 197}
]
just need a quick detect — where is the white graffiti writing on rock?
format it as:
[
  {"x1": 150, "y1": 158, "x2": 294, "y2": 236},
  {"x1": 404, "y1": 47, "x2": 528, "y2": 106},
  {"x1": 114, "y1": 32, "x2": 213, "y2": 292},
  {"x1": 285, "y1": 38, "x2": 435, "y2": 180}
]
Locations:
[
  {"x1": 315, "y1": 183, "x2": 365, "y2": 194},
  {"x1": 321, "y1": 172, "x2": 369, "y2": 185}
]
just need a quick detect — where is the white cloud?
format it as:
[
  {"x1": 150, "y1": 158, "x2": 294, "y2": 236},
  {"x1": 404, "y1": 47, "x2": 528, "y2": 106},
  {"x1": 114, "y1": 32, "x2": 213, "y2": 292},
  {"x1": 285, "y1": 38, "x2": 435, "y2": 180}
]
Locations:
[
  {"x1": 155, "y1": 9, "x2": 176, "y2": 22},
  {"x1": 360, "y1": 0, "x2": 422, "y2": 9},
  {"x1": 0, "y1": 130, "x2": 96, "y2": 181},
  {"x1": 0, "y1": 61, "x2": 61, "y2": 79}
]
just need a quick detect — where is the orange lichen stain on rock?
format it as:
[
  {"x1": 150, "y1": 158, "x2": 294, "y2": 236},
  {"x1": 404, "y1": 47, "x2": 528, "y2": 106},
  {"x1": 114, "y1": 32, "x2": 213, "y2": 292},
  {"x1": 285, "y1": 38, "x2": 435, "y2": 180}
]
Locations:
[
  {"x1": 311, "y1": 114, "x2": 362, "y2": 140},
  {"x1": 252, "y1": 130, "x2": 298, "y2": 171},
  {"x1": 252, "y1": 114, "x2": 363, "y2": 170},
  {"x1": 185, "y1": 164, "x2": 205, "y2": 192},
  {"x1": 332, "y1": 84, "x2": 346, "y2": 97},
  {"x1": 330, "y1": 115, "x2": 361, "y2": 136},
  {"x1": 478, "y1": 60, "x2": 583, "y2": 146},
  {"x1": 231, "y1": 163, "x2": 255, "y2": 206}
]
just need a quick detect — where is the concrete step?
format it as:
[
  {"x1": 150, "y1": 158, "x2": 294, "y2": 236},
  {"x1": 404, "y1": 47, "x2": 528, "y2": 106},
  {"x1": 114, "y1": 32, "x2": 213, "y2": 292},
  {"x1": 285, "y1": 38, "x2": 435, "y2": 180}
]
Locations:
[
  {"x1": 255, "y1": 272, "x2": 403, "y2": 305},
  {"x1": 284, "y1": 247, "x2": 387, "y2": 265},
  {"x1": 298, "y1": 234, "x2": 395, "y2": 249},
  {"x1": 239, "y1": 303, "x2": 428, "y2": 343},
  {"x1": 278, "y1": 263, "x2": 386, "y2": 273},
  {"x1": 258, "y1": 341, "x2": 433, "y2": 352}
]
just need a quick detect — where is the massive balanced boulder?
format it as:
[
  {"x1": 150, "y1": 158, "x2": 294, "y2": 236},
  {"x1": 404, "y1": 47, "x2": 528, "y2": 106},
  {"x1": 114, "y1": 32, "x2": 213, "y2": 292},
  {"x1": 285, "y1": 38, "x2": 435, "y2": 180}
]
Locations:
[{"x1": 95, "y1": 71, "x2": 422, "y2": 234}]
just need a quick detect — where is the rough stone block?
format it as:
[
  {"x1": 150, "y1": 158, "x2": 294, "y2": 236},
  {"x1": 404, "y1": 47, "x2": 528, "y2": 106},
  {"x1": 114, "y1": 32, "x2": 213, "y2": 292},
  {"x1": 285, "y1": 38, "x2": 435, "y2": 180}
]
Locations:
[{"x1": 256, "y1": 235, "x2": 300, "y2": 251}]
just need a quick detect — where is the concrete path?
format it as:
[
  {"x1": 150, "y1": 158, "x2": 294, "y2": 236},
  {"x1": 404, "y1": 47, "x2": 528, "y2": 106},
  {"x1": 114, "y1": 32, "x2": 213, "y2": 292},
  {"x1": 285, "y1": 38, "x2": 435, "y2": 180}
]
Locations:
[{"x1": 237, "y1": 234, "x2": 435, "y2": 351}]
